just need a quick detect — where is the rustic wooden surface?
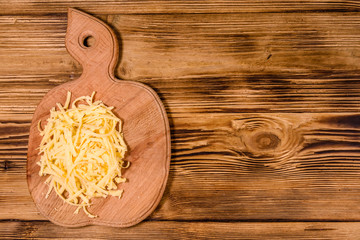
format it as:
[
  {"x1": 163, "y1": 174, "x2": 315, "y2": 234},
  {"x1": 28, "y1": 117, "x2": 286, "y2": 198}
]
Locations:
[{"x1": 1, "y1": 0, "x2": 360, "y2": 239}]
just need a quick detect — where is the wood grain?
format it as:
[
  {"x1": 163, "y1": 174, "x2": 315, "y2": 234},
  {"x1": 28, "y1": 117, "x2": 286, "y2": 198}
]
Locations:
[
  {"x1": 26, "y1": 9, "x2": 170, "y2": 227},
  {"x1": 1, "y1": 221, "x2": 359, "y2": 240},
  {"x1": 3, "y1": 13, "x2": 360, "y2": 78},
  {"x1": 3, "y1": 113, "x2": 360, "y2": 221},
  {"x1": 2, "y1": 13, "x2": 360, "y2": 114},
  {"x1": 1, "y1": 0, "x2": 360, "y2": 15},
  {"x1": 1, "y1": 1, "x2": 360, "y2": 238}
]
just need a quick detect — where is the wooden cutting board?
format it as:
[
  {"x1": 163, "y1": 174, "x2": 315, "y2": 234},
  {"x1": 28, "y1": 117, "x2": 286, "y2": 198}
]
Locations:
[{"x1": 26, "y1": 8, "x2": 171, "y2": 227}]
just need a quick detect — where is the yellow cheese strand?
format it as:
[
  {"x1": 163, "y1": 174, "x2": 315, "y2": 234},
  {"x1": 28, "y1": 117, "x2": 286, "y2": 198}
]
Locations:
[{"x1": 38, "y1": 91, "x2": 128, "y2": 218}]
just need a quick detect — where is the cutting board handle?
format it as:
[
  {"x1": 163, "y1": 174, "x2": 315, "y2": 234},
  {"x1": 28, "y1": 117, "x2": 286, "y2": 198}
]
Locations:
[{"x1": 65, "y1": 8, "x2": 119, "y2": 81}]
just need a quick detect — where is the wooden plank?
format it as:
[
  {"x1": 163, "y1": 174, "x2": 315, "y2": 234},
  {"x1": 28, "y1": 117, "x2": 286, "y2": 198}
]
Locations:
[
  {"x1": 2, "y1": 13, "x2": 360, "y2": 78},
  {"x1": 1, "y1": 0, "x2": 359, "y2": 15},
  {"x1": 2, "y1": 74, "x2": 360, "y2": 115},
  {"x1": 1, "y1": 13, "x2": 360, "y2": 113},
  {"x1": 109, "y1": 13, "x2": 360, "y2": 80},
  {"x1": 3, "y1": 113, "x2": 360, "y2": 221},
  {"x1": 1, "y1": 220, "x2": 359, "y2": 239},
  {"x1": 2, "y1": 74, "x2": 360, "y2": 114}
]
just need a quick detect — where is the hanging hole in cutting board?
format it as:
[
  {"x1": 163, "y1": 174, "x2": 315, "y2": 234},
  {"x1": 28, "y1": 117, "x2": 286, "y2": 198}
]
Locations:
[
  {"x1": 83, "y1": 35, "x2": 95, "y2": 48},
  {"x1": 79, "y1": 31, "x2": 97, "y2": 49}
]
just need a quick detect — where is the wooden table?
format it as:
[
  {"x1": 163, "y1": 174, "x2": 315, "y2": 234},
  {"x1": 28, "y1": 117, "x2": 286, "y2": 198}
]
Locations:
[{"x1": 2, "y1": 1, "x2": 360, "y2": 239}]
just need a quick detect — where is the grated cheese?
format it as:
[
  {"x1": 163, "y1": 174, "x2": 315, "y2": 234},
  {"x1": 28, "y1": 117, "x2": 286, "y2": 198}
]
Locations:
[{"x1": 37, "y1": 91, "x2": 128, "y2": 218}]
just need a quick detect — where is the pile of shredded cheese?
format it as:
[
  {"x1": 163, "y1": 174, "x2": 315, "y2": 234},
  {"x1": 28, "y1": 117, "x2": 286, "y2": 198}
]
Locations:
[{"x1": 37, "y1": 91, "x2": 128, "y2": 218}]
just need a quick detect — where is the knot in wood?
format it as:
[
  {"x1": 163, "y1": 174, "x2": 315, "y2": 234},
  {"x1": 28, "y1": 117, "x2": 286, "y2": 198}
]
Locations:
[
  {"x1": 1, "y1": 160, "x2": 10, "y2": 171},
  {"x1": 232, "y1": 115, "x2": 303, "y2": 168},
  {"x1": 254, "y1": 132, "x2": 280, "y2": 150}
]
